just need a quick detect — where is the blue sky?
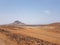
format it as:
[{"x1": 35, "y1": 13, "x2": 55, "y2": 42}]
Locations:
[{"x1": 0, "y1": 0, "x2": 60, "y2": 24}]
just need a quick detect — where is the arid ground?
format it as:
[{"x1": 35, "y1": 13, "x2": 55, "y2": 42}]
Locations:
[{"x1": 0, "y1": 21, "x2": 60, "y2": 45}]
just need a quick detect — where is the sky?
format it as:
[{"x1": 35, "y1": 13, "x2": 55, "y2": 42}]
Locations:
[{"x1": 0, "y1": 0, "x2": 60, "y2": 24}]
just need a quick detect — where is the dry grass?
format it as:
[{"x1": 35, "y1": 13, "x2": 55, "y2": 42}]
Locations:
[{"x1": 0, "y1": 25, "x2": 60, "y2": 45}]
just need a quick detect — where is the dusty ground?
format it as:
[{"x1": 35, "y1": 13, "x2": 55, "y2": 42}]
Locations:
[{"x1": 0, "y1": 24, "x2": 60, "y2": 45}]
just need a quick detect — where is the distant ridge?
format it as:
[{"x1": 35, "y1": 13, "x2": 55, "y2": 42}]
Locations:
[
  {"x1": 9, "y1": 20, "x2": 26, "y2": 26},
  {"x1": 13, "y1": 20, "x2": 25, "y2": 25},
  {"x1": 1, "y1": 21, "x2": 60, "y2": 27},
  {"x1": 48, "y1": 22, "x2": 60, "y2": 26}
]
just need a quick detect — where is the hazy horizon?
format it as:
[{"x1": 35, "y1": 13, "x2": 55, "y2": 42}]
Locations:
[{"x1": 0, "y1": 0, "x2": 60, "y2": 24}]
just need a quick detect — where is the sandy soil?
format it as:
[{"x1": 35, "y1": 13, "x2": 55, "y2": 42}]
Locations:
[{"x1": 0, "y1": 25, "x2": 60, "y2": 45}]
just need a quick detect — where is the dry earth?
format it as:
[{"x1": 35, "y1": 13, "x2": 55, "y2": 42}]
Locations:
[{"x1": 0, "y1": 23, "x2": 60, "y2": 45}]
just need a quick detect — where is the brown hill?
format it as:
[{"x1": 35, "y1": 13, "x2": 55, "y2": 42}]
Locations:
[
  {"x1": 0, "y1": 22, "x2": 60, "y2": 45},
  {"x1": 48, "y1": 22, "x2": 60, "y2": 26}
]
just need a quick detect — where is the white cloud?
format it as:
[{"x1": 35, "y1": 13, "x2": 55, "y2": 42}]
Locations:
[{"x1": 44, "y1": 10, "x2": 50, "y2": 14}]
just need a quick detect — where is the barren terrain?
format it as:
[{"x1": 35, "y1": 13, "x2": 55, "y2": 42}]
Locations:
[{"x1": 0, "y1": 22, "x2": 60, "y2": 45}]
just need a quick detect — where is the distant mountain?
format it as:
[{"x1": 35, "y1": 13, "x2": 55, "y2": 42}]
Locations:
[
  {"x1": 1, "y1": 20, "x2": 60, "y2": 27},
  {"x1": 9, "y1": 20, "x2": 26, "y2": 26}
]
